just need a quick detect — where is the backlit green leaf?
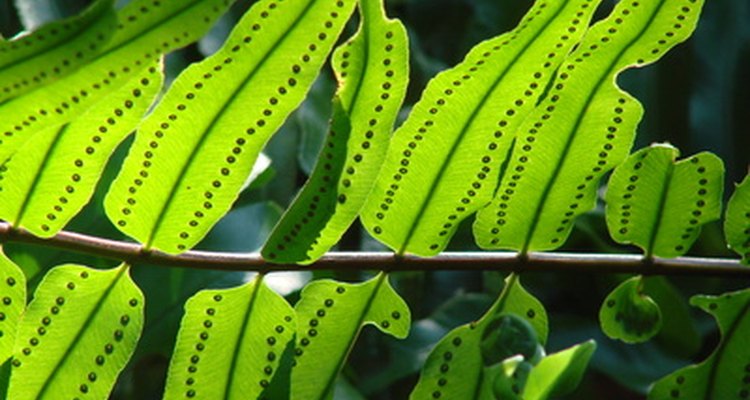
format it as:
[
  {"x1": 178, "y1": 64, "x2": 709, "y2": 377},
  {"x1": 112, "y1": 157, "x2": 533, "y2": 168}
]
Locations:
[
  {"x1": 604, "y1": 144, "x2": 724, "y2": 258},
  {"x1": 104, "y1": 0, "x2": 357, "y2": 253},
  {"x1": 649, "y1": 288, "x2": 750, "y2": 399},
  {"x1": 474, "y1": 0, "x2": 705, "y2": 253},
  {"x1": 0, "y1": 60, "x2": 162, "y2": 237},
  {"x1": 262, "y1": 0, "x2": 408, "y2": 264},
  {"x1": 292, "y1": 273, "x2": 410, "y2": 400},
  {"x1": 164, "y1": 275, "x2": 295, "y2": 400},
  {"x1": 0, "y1": 0, "x2": 233, "y2": 162},
  {"x1": 0, "y1": 0, "x2": 115, "y2": 102},
  {"x1": 0, "y1": 249, "x2": 25, "y2": 364},
  {"x1": 599, "y1": 275, "x2": 662, "y2": 343},
  {"x1": 410, "y1": 274, "x2": 547, "y2": 399},
  {"x1": 361, "y1": 0, "x2": 600, "y2": 256},
  {"x1": 725, "y1": 173, "x2": 750, "y2": 264},
  {"x1": 522, "y1": 340, "x2": 596, "y2": 400},
  {"x1": 7, "y1": 263, "x2": 143, "y2": 400}
]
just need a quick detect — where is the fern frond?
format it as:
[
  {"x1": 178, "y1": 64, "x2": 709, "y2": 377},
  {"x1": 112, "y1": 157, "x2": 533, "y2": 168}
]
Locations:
[
  {"x1": 164, "y1": 275, "x2": 295, "y2": 399},
  {"x1": 361, "y1": 0, "x2": 600, "y2": 256},
  {"x1": 0, "y1": 60, "x2": 162, "y2": 237},
  {"x1": 104, "y1": 0, "x2": 357, "y2": 254},
  {"x1": 262, "y1": 0, "x2": 408, "y2": 264},
  {"x1": 0, "y1": 0, "x2": 115, "y2": 102},
  {"x1": 0, "y1": 0, "x2": 233, "y2": 162},
  {"x1": 474, "y1": 0, "x2": 705, "y2": 253},
  {"x1": 7, "y1": 264, "x2": 143, "y2": 400},
  {"x1": 605, "y1": 144, "x2": 724, "y2": 258},
  {"x1": 291, "y1": 273, "x2": 410, "y2": 400}
]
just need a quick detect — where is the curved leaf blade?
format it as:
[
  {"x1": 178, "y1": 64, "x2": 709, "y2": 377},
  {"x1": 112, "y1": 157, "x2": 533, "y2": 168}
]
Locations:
[
  {"x1": 410, "y1": 274, "x2": 547, "y2": 399},
  {"x1": 292, "y1": 273, "x2": 410, "y2": 400},
  {"x1": 474, "y1": 0, "x2": 705, "y2": 253},
  {"x1": 604, "y1": 144, "x2": 724, "y2": 257},
  {"x1": 8, "y1": 263, "x2": 143, "y2": 400},
  {"x1": 164, "y1": 275, "x2": 295, "y2": 400},
  {"x1": 599, "y1": 275, "x2": 662, "y2": 343},
  {"x1": 0, "y1": 60, "x2": 162, "y2": 237},
  {"x1": 360, "y1": 0, "x2": 600, "y2": 256},
  {"x1": 104, "y1": 0, "x2": 357, "y2": 254},
  {"x1": 649, "y1": 288, "x2": 750, "y2": 399},
  {"x1": 0, "y1": 250, "x2": 26, "y2": 363},
  {"x1": 262, "y1": 0, "x2": 409, "y2": 264},
  {"x1": 522, "y1": 340, "x2": 596, "y2": 400},
  {"x1": 0, "y1": 0, "x2": 115, "y2": 102},
  {"x1": 725, "y1": 173, "x2": 750, "y2": 264},
  {"x1": 0, "y1": 0, "x2": 234, "y2": 162}
]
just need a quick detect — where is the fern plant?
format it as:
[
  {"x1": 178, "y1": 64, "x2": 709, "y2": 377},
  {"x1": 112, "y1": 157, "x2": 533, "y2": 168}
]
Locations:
[{"x1": 0, "y1": 0, "x2": 748, "y2": 399}]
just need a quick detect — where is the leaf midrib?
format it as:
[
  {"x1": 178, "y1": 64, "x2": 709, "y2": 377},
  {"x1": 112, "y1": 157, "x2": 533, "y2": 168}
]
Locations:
[
  {"x1": 396, "y1": 1, "x2": 567, "y2": 255},
  {"x1": 520, "y1": 1, "x2": 666, "y2": 255},
  {"x1": 0, "y1": 3, "x2": 109, "y2": 74},
  {"x1": 101, "y1": 0, "x2": 205, "y2": 60},
  {"x1": 145, "y1": 0, "x2": 320, "y2": 249},
  {"x1": 316, "y1": 272, "x2": 386, "y2": 400},
  {"x1": 222, "y1": 274, "x2": 263, "y2": 400},
  {"x1": 704, "y1": 295, "x2": 750, "y2": 399},
  {"x1": 12, "y1": 124, "x2": 68, "y2": 227},
  {"x1": 301, "y1": 2, "x2": 374, "y2": 258},
  {"x1": 645, "y1": 156, "x2": 675, "y2": 258},
  {"x1": 35, "y1": 265, "x2": 129, "y2": 399}
]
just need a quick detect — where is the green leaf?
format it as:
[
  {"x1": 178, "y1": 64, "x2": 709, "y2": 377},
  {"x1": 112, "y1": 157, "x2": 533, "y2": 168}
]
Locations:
[
  {"x1": 7, "y1": 263, "x2": 143, "y2": 400},
  {"x1": 0, "y1": 60, "x2": 162, "y2": 237},
  {"x1": 725, "y1": 173, "x2": 750, "y2": 264},
  {"x1": 104, "y1": 0, "x2": 357, "y2": 254},
  {"x1": 291, "y1": 273, "x2": 410, "y2": 400},
  {"x1": 163, "y1": 275, "x2": 295, "y2": 400},
  {"x1": 599, "y1": 275, "x2": 662, "y2": 343},
  {"x1": 649, "y1": 288, "x2": 750, "y2": 399},
  {"x1": 604, "y1": 144, "x2": 724, "y2": 257},
  {"x1": 0, "y1": 0, "x2": 116, "y2": 102},
  {"x1": 0, "y1": 0, "x2": 234, "y2": 162},
  {"x1": 409, "y1": 274, "x2": 547, "y2": 399},
  {"x1": 474, "y1": 0, "x2": 705, "y2": 253},
  {"x1": 360, "y1": 0, "x2": 600, "y2": 256},
  {"x1": 0, "y1": 249, "x2": 26, "y2": 363},
  {"x1": 262, "y1": 0, "x2": 409, "y2": 264},
  {"x1": 296, "y1": 76, "x2": 336, "y2": 175},
  {"x1": 522, "y1": 340, "x2": 596, "y2": 400}
]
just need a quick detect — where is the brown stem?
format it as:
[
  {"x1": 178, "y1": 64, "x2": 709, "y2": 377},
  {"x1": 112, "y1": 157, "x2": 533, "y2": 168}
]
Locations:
[{"x1": 0, "y1": 221, "x2": 745, "y2": 277}]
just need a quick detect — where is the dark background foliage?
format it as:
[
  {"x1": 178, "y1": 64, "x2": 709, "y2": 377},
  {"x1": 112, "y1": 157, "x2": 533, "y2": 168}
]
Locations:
[{"x1": 1, "y1": 0, "x2": 748, "y2": 398}]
